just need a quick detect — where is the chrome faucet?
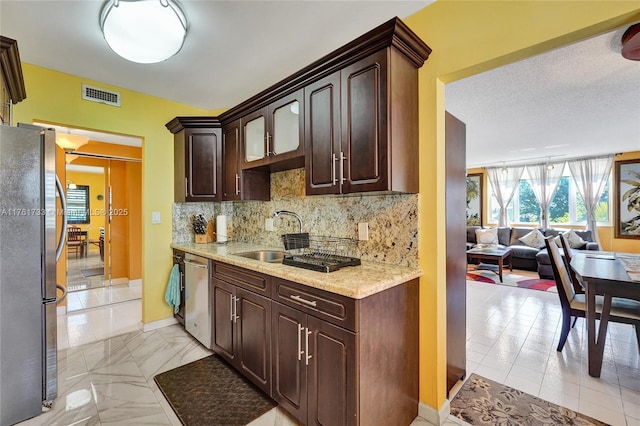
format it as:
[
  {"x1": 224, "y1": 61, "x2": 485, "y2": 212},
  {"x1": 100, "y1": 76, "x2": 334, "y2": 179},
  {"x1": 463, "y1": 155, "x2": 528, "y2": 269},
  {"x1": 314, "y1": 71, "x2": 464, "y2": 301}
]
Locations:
[{"x1": 273, "y1": 210, "x2": 303, "y2": 233}]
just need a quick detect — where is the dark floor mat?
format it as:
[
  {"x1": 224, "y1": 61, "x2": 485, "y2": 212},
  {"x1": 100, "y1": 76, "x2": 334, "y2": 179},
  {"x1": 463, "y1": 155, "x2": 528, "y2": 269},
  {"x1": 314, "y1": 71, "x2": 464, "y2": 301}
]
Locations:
[
  {"x1": 154, "y1": 354, "x2": 276, "y2": 426},
  {"x1": 80, "y1": 268, "x2": 104, "y2": 277}
]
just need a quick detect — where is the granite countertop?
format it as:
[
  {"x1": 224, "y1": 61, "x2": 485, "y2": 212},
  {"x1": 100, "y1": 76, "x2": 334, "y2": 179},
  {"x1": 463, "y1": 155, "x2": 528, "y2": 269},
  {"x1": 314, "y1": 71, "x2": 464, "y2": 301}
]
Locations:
[{"x1": 170, "y1": 242, "x2": 422, "y2": 299}]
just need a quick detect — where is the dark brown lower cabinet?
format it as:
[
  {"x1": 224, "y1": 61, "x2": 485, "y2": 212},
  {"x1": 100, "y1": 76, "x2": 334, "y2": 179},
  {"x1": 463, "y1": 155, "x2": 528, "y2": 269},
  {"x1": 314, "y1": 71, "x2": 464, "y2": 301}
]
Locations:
[
  {"x1": 209, "y1": 260, "x2": 418, "y2": 426},
  {"x1": 271, "y1": 301, "x2": 356, "y2": 426},
  {"x1": 212, "y1": 277, "x2": 271, "y2": 394}
]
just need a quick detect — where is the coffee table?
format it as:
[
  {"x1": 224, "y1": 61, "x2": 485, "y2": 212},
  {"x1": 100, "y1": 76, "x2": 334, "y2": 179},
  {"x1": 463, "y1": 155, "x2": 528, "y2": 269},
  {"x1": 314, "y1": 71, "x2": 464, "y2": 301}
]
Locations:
[{"x1": 466, "y1": 246, "x2": 512, "y2": 283}]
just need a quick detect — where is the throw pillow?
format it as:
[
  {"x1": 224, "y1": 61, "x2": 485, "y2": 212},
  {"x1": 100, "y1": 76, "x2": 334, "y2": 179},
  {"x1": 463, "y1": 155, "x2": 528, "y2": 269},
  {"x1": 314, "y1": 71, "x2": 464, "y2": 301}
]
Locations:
[
  {"x1": 518, "y1": 229, "x2": 546, "y2": 249},
  {"x1": 475, "y1": 228, "x2": 498, "y2": 245},
  {"x1": 564, "y1": 229, "x2": 586, "y2": 249}
]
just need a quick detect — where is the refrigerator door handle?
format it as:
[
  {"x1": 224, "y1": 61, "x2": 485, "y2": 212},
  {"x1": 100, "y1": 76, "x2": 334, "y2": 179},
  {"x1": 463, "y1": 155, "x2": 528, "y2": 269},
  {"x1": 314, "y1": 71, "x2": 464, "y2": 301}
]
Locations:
[{"x1": 55, "y1": 174, "x2": 67, "y2": 262}]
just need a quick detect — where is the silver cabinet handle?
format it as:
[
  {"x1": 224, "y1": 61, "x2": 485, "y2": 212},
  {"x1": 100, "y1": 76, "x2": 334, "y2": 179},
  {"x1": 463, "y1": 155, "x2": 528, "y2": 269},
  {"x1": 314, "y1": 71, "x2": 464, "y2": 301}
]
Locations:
[
  {"x1": 297, "y1": 323, "x2": 304, "y2": 361},
  {"x1": 235, "y1": 173, "x2": 240, "y2": 195},
  {"x1": 229, "y1": 294, "x2": 234, "y2": 322},
  {"x1": 332, "y1": 153, "x2": 337, "y2": 185},
  {"x1": 233, "y1": 295, "x2": 239, "y2": 323},
  {"x1": 179, "y1": 272, "x2": 184, "y2": 291},
  {"x1": 266, "y1": 131, "x2": 271, "y2": 156},
  {"x1": 184, "y1": 259, "x2": 208, "y2": 269},
  {"x1": 305, "y1": 327, "x2": 312, "y2": 366},
  {"x1": 290, "y1": 295, "x2": 317, "y2": 307},
  {"x1": 340, "y1": 151, "x2": 347, "y2": 184}
]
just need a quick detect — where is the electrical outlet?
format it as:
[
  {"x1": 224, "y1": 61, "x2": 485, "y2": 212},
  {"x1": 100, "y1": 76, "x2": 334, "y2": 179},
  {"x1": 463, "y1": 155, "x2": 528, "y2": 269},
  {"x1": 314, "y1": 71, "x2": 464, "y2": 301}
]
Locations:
[
  {"x1": 265, "y1": 218, "x2": 274, "y2": 231},
  {"x1": 358, "y1": 222, "x2": 369, "y2": 241}
]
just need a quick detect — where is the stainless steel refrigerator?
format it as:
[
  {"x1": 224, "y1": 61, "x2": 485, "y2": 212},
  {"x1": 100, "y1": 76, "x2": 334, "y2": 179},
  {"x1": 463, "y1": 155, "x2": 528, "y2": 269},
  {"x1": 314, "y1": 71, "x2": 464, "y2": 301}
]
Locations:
[{"x1": 0, "y1": 125, "x2": 65, "y2": 425}]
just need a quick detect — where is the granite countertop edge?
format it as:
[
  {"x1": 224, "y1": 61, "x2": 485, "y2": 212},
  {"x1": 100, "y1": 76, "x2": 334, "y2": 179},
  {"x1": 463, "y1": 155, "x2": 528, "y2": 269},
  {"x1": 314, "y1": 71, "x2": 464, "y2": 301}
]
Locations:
[{"x1": 170, "y1": 242, "x2": 422, "y2": 299}]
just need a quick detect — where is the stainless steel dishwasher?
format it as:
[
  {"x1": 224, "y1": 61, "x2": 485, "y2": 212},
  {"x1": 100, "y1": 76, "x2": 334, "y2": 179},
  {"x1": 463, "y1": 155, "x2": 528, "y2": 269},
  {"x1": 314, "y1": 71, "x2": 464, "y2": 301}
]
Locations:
[{"x1": 184, "y1": 253, "x2": 212, "y2": 349}]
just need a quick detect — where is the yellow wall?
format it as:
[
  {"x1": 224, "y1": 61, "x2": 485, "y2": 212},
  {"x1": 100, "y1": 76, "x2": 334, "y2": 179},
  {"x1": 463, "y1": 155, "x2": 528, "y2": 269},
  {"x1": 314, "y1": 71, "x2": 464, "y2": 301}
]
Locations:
[
  {"x1": 13, "y1": 2, "x2": 640, "y2": 414},
  {"x1": 405, "y1": 0, "x2": 640, "y2": 412},
  {"x1": 13, "y1": 64, "x2": 210, "y2": 323},
  {"x1": 66, "y1": 169, "x2": 105, "y2": 241}
]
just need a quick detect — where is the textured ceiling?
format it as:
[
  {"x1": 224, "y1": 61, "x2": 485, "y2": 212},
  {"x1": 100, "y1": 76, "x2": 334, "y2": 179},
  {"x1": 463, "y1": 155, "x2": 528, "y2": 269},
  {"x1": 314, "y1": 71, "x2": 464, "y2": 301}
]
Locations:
[{"x1": 446, "y1": 26, "x2": 640, "y2": 168}]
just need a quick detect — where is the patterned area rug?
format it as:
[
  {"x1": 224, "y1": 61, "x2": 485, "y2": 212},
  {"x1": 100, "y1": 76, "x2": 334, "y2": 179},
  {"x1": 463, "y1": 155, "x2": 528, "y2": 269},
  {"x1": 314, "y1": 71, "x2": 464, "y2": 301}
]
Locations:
[
  {"x1": 451, "y1": 374, "x2": 609, "y2": 425},
  {"x1": 154, "y1": 354, "x2": 276, "y2": 426},
  {"x1": 467, "y1": 269, "x2": 557, "y2": 292}
]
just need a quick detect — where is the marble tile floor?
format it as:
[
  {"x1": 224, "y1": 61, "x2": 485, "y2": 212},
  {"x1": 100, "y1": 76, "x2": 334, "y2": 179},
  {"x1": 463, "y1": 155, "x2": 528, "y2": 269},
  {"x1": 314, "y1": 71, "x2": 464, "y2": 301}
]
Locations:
[
  {"x1": 465, "y1": 279, "x2": 640, "y2": 426},
  {"x1": 66, "y1": 248, "x2": 104, "y2": 291},
  {"x1": 41, "y1": 298, "x2": 468, "y2": 426},
  {"x1": 42, "y1": 273, "x2": 640, "y2": 425},
  {"x1": 65, "y1": 284, "x2": 142, "y2": 313},
  {"x1": 64, "y1": 247, "x2": 141, "y2": 312}
]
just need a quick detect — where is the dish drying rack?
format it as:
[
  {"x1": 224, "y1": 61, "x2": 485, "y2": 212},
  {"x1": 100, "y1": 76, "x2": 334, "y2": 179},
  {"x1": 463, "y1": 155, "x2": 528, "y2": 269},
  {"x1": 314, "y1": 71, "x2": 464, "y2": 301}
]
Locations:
[{"x1": 281, "y1": 234, "x2": 361, "y2": 273}]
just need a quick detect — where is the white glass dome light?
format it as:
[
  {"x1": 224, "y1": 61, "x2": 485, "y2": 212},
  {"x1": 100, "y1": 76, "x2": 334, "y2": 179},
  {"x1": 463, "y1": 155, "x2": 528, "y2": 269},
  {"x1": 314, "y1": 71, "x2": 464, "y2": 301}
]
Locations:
[{"x1": 100, "y1": 0, "x2": 188, "y2": 64}]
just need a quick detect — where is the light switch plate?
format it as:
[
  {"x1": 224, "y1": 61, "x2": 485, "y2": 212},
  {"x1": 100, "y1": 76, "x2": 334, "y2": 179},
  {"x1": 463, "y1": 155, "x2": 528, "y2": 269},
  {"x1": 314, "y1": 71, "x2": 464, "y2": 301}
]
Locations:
[
  {"x1": 152, "y1": 211, "x2": 161, "y2": 224},
  {"x1": 265, "y1": 218, "x2": 274, "y2": 231},
  {"x1": 358, "y1": 222, "x2": 369, "y2": 241}
]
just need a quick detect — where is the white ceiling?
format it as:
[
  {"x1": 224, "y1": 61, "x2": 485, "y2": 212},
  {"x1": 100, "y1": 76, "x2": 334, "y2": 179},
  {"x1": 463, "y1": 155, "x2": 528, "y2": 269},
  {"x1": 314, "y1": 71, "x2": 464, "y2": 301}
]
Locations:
[
  {"x1": 446, "y1": 26, "x2": 640, "y2": 168},
  {"x1": 0, "y1": 0, "x2": 432, "y2": 111},
  {"x1": 1, "y1": 1, "x2": 638, "y2": 164}
]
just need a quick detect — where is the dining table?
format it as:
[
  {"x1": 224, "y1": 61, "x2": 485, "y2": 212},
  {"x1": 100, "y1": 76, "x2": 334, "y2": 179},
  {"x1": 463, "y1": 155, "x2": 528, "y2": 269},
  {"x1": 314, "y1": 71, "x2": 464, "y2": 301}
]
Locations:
[{"x1": 570, "y1": 251, "x2": 640, "y2": 377}]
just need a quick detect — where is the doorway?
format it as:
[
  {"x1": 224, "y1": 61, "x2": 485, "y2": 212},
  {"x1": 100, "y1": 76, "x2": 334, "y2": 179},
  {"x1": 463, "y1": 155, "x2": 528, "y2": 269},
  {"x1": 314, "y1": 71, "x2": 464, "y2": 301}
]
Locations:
[{"x1": 39, "y1": 121, "x2": 143, "y2": 312}]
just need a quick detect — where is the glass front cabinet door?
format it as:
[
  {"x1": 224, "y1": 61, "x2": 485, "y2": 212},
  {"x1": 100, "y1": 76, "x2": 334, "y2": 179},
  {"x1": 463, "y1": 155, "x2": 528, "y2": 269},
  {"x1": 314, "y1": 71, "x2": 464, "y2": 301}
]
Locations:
[{"x1": 241, "y1": 89, "x2": 304, "y2": 169}]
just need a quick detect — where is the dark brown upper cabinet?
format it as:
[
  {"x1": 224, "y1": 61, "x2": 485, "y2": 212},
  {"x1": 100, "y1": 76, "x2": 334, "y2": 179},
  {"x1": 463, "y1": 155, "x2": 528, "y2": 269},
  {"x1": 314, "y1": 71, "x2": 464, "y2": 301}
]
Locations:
[
  {"x1": 166, "y1": 117, "x2": 222, "y2": 202},
  {"x1": 306, "y1": 47, "x2": 421, "y2": 195},
  {"x1": 0, "y1": 36, "x2": 27, "y2": 125},
  {"x1": 241, "y1": 90, "x2": 305, "y2": 172},
  {"x1": 166, "y1": 17, "x2": 430, "y2": 200},
  {"x1": 222, "y1": 119, "x2": 270, "y2": 201}
]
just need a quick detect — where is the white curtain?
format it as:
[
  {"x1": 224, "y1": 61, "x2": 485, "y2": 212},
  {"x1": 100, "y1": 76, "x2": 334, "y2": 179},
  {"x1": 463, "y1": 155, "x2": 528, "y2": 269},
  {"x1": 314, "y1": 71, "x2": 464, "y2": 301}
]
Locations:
[
  {"x1": 526, "y1": 161, "x2": 566, "y2": 228},
  {"x1": 487, "y1": 166, "x2": 524, "y2": 227},
  {"x1": 568, "y1": 155, "x2": 613, "y2": 247}
]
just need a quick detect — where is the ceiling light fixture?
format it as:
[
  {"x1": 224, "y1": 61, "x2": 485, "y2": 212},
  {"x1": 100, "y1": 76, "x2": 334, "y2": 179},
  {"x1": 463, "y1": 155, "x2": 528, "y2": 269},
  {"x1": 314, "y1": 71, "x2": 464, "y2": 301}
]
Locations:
[
  {"x1": 56, "y1": 133, "x2": 89, "y2": 152},
  {"x1": 621, "y1": 23, "x2": 640, "y2": 61},
  {"x1": 546, "y1": 157, "x2": 555, "y2": 171},
  {"x1": 100, "y1": 0, "x2": 189, "y2": 64}
]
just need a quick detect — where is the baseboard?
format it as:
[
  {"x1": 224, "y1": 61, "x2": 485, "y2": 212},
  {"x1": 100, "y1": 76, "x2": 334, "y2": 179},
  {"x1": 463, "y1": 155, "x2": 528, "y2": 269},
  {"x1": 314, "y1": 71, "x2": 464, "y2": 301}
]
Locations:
[
  {"x1": 142, "y1": 316, "x2": 178, "y2": 332},
  {"x1": 418, "y1": 399, "x2": 450, "y2": 426},
  {"x1": 129, "y1": 279, "x2": 142, "y2": 287},
  {"x1": 57, "y1": 305, "x2": 67, "y2": 316},
  {"x1": 110, "y1": 277, "x2": 129, "y2": 286}
]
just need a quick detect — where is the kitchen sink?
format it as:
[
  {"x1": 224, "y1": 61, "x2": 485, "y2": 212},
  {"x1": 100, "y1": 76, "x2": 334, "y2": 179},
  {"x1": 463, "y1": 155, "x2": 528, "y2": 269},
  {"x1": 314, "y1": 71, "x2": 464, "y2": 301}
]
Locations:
[{"x1": 233, "y1": 250, "x2": 286, "y2": 263}]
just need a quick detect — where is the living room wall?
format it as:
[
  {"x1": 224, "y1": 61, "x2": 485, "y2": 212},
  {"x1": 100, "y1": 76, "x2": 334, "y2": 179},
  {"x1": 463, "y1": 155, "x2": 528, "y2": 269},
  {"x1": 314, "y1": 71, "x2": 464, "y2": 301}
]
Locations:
[
  {"x1": 466, "y1": 151, "x2": 640, "y2": 254},
  {"x1": 406, "y1": 0, "x2": 640, "y2": 415}
]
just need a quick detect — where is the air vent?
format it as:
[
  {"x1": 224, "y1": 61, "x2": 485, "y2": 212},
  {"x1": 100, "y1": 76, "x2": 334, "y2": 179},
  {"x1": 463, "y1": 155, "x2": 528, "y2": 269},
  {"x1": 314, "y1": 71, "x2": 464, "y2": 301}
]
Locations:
[{"x1": 81, "y1": 84, "x2": 121, "y2": 107}]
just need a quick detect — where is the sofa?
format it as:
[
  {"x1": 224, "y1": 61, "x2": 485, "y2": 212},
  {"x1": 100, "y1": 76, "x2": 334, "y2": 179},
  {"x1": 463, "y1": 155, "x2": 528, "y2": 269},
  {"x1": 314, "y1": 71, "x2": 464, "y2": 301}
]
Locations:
[{"x1": 466, "y1": 226, "x2": 599, "y2": 279}]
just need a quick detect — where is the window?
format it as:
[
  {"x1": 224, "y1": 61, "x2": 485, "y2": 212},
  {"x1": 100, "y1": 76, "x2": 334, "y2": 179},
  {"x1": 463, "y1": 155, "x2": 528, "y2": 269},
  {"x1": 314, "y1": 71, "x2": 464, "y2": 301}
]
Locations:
[
  {"x1": 67, "y1": 185, "x2": 90, "y2": 224},
  {"x1": 489, "y1": 171, "x2": 610, "y2": 225}
]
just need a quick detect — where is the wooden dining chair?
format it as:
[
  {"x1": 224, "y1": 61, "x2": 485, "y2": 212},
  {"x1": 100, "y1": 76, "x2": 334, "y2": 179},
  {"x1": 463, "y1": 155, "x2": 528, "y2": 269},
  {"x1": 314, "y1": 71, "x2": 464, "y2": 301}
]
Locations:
[
  {"x1": 558, "y1": 234, "x2": 585, "y2": 295},
  {"x1": 544, "y1": 236, "x2": 640, "y2": 352},
  {"x1": 67, "y1": 226, "x2": 86, "y2": 258}
]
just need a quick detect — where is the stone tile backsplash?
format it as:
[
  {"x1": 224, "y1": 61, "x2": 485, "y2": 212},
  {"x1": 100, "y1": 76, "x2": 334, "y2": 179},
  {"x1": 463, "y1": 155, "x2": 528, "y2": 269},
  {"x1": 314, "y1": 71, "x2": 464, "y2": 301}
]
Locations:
[{"x1": 173, "y1": 168, "x2": 418, "y2": 267}]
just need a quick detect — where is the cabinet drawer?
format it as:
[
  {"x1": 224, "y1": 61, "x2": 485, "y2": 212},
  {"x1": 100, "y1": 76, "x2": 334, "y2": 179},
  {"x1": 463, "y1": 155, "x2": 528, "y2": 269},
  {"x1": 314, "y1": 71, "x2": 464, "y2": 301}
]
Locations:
[
  {"x1": 212, "y1": 262, "x2": 269, "y2": 296},
  {"x1": 272, "y1": 278, "x2": 357, "y2": 331}
]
